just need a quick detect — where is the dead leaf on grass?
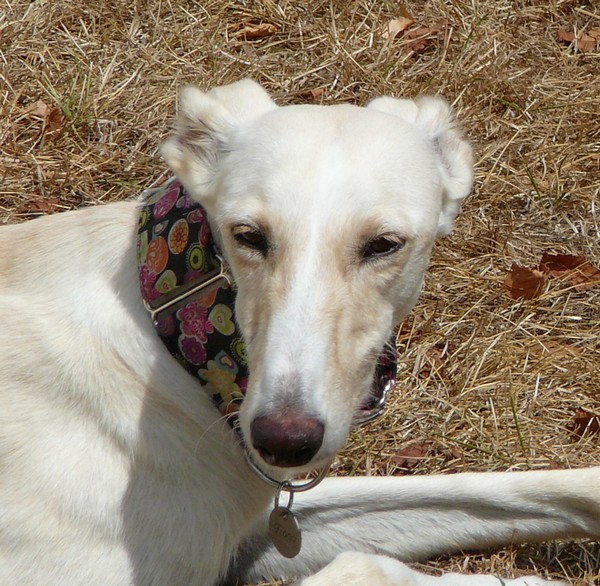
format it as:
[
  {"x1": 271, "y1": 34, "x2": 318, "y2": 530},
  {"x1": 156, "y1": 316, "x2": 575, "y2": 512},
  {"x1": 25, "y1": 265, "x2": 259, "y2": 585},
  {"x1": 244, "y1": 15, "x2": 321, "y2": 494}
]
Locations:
[
  {"x1": 405, "y1": 22, "x2": 446, "y2": 40},
  {"x1": 557, "y1": 27, "x2": 597, "y2": 52},
  {"x1": 568, "y1": 408, "x2": 600, "y2": 441},
  {"x1": 26, "y1": 99, "x2": 52, "y2": 118},
  {"x1": 418, "y1": 340, "x2": 456, "y2": 379},
  {"x1": 382, "y1": 5, "x2": 415, "y2": 40},
  {"x1": 46, "y1": 107, "x2": 63, "y2": 132},
  {"x1": 528, "y1": 339, "x2": 581, "y2": 360},
  {"x1": 539, "y1": 252, "x2": 600, "y2": 291},
  {"x1": 383, "y1": 16, "x2": 414, "y2": 40},
  {"x1": 503, "y1": 263, "x2": 546, "y2": 300},
  {"x1": 404, "y1": 20, "x2": 447, "y2": 55},
  {"x1": 392, "y1": 442, "x2": 429, "y2": 469},
  {"x1": 382, "y1": 6, "x2": 415, "y2": 41},
  {"x1": 25, "y1": 99, "x2": 63, "y2": 133},
  {"x1": 382, "y1": 12, "x2": 446, "y2": 55},
  {"x1": 234, "y1": 21, "x2": 277, "y2": 41},
  {"x1": 299, "y1": 86, "x2": 325, "y2": 102},
  {"x1": 25, "y1": 197, "x2": 63, "y2": 215}
]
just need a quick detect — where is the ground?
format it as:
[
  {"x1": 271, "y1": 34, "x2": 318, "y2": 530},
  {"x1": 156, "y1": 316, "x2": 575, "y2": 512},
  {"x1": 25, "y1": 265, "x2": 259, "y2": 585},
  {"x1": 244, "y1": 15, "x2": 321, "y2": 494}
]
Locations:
[{"x1": 1, "y1": 0, "x2": 599, "y2": 583}]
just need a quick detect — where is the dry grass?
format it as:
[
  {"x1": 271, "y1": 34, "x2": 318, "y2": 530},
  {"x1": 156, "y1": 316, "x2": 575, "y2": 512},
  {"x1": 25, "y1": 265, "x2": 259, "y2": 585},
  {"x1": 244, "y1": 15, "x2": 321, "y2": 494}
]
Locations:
[{"x1": 1, "y1": 0, "x2": 599, "y2": 583}]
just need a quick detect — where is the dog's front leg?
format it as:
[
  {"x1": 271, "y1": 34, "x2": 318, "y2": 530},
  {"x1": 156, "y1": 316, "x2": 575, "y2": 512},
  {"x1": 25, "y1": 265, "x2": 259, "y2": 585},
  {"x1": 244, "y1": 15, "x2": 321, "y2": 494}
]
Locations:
[
  {"x1": 231, "y1": 469, "x2": 598, "y2": 585},
  {"x1": 293, "y1": 552, "x2": 565, "y2": 586}
]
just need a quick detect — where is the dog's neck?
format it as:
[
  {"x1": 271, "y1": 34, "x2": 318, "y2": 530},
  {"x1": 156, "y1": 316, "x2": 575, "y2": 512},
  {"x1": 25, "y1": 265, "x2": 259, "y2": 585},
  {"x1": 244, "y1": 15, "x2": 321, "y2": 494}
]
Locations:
[
  {"x1": 136, "y1": 178, "x2": 248, "y2": 425},
  {"x1": 136, "y1": 177, "x2": 398, "y2": 429}
]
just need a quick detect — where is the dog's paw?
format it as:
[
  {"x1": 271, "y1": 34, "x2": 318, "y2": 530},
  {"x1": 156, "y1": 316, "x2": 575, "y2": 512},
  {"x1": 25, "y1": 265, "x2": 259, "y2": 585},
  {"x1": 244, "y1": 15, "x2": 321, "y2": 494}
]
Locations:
[
  {"x1": 498, "y1": 578, "x2": 568, "y2": 586},
  {"x1": 437, "y1": 573, "x2": 567, "y2": 586},
  {"x1": 297, "y1": 552, "x2": 428, "y2": 585},
  {"x1": 297, "y1": 553, "x2": 567, "y2": 586}
]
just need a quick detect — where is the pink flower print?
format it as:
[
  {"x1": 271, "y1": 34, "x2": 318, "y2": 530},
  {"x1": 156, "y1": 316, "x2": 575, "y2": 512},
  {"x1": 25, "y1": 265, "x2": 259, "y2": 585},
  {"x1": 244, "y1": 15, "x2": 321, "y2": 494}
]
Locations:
[
  {"x1": 179, "y1": 336, "x2": 207, "y2": 366},
  {"x1": 156, "y1": 314, "x2": 176, "y2": 337},
  {"x1": 176, "y1": 191, "x2": 195, "y2": 209},
  {"x1": 187, "y1": 208, "x2": 207, "y2": 224},
  {"x1": 199, "y1": 221, "x2": 210, "y2": 246},
  {"x1": 139, "y1": 265, "x2": 159, "y2": 301},
  {"x1": 238, "y1": 376, "x2": 248, "y2": 395},
  {"x1": 152, "y1": 185, "x2": 179, "y2": 220},
  {"x1": 176, "y1": 301, "x2": 214, "y2": 343}
]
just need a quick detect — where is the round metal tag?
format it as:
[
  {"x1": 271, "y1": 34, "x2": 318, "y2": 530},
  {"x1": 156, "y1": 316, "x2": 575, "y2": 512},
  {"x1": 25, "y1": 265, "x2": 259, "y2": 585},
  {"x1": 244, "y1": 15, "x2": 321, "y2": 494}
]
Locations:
[{"x1": 268, "y1": 506, "x2": 302, "y2": 558}]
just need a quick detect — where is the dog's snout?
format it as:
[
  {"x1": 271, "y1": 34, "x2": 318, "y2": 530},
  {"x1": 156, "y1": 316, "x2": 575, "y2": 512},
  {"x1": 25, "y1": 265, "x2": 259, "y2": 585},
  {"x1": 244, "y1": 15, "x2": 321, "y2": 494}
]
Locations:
[{"x1": 250, "y1": 411, "x2": 325, "y2": 468}]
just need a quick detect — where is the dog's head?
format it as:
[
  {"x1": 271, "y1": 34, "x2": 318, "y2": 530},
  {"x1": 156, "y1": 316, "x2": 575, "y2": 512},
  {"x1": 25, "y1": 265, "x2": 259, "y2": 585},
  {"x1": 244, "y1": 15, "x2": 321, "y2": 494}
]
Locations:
[{"x1": 161, "y1": 80, "x2": 473, "y2": 476}]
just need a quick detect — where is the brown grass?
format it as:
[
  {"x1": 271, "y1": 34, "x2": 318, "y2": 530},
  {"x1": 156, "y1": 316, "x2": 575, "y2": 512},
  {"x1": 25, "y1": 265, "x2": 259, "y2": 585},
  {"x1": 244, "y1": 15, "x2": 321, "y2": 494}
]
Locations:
[{"x1": 1, "y1": 0, "x2": 598, "y2": 583}]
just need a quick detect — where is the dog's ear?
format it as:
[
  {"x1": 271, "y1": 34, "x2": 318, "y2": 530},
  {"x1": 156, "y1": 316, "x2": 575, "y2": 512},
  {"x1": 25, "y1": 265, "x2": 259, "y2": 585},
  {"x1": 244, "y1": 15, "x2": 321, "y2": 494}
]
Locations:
[
  {"x1": 367, "y1": 96, "x2": 473, "y2": 236},
  {"x1": 160, "y1": 79, "x2": 277, "y2": 204}
]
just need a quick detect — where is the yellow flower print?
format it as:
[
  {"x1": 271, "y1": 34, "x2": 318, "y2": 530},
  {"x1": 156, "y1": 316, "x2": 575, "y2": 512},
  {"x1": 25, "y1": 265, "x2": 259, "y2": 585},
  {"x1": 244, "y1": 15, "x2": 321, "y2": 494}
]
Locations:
[{"x1": 199, "y1": 360, "x2": 243, "y2": 404}]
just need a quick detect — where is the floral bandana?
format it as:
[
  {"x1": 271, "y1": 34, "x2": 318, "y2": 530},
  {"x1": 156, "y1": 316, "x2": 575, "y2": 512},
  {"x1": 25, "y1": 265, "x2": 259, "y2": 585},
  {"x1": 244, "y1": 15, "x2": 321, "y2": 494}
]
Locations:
[{"x1": 137, "y1": 177, "x2": 398, "y2": 427}]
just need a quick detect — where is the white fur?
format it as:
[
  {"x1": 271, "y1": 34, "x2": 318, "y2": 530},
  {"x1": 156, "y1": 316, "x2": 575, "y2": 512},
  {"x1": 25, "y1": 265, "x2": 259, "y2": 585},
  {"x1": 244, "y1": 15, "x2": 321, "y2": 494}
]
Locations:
[{"x1": 0, "y1": 80, "x2": 597, "y2": 586}]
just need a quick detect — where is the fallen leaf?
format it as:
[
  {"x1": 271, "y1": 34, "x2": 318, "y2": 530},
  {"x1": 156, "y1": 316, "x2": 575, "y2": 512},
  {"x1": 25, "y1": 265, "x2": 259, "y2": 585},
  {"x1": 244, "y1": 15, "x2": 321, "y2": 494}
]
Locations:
[
  {"x1": 423, "y1": 346, "x2": 444, "y2": 373},
  {"x1": 299, "y1": 86, "x2": 325, "y2": 101},
  {"x1": 25, "y1": 100, "x2": 63, "y2": 133},
  {"x1": 25, "y1": 197, "x2": 63, "y2": 215},
  {"x1": 557, "y1": 27, "x2": 597, "y2": 52},
  {"x1": 26, "y1": 99, "x2": 52, "y2": 118},
  {"x1": 503, "y1": 263, "x2": 546, "y2": 300},
  {"x1": 577, "y1": 34, "x2": 597, "y2": 52},
  {"x1": 392, "y1": 442, "x2": 429, "y2": 469},
  {"x1": 405, "y1": 25, "x2": 439, "y2": 39},
  {"x1": 383, "y1": 14, "x2": 415, "y2": 40},
  {"x1": 234, "y1": 21, "x2": 277, "y2": 41},
  {"x1": 558, "y1": 27, "x2": 576, "y2": 43},
  {"x1": 45, "y1": 106, "x2": 63, "y2": 132},
  {"x1": 397, "y1": 4, "x2": 414, "y2": 21},
  {"x1": 404, "y1": 20, "x2": 447, "y2": 55},
  {"x1": 528, "y1": 339, "x2": 581, "y2": 360},
  {"x1": 407, "y1": 38, "x2": 429, "y2": 54},
  {"x1": 568, "y1": 408, "x2": 600, "y2": 441},
  {"x1": 539, "y1": 252, "x2": 600, "y2": 291},
  {"x1": 419, "y1": 341, "x2": 455, "y2": 378}
]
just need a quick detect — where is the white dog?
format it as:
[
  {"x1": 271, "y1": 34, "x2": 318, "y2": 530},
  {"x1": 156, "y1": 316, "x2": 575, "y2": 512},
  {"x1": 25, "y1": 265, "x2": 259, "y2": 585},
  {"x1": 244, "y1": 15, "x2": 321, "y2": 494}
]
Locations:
[{"x1": 0, "y1": 80, "x2": 597, "y2": 586}]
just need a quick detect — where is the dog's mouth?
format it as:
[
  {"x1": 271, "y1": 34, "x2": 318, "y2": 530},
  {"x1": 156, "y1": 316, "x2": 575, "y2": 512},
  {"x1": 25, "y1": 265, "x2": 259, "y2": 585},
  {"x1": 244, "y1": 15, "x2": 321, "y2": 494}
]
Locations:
[
  {"x1": 238, "y1": 385, "x2": 397, "y2": 489},
  {"x1": 238, "y1": 342, "x2": 398, "y2": 480},
  {"x1": 353, "y1": 344, "x2": 398, "y2": 426},
  {"x1": 243, "y1": 437, "x2": 333, "y2": 486}
]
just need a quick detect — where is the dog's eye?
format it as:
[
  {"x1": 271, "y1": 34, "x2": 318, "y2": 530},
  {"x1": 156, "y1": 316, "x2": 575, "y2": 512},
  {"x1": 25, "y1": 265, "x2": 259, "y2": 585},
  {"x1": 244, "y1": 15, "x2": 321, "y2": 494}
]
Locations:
[
  {"x1": 232, "y1": 225, "x2": 269, "y2": 253},
  {"x1": 361, "y1": 235, "x2": 406, "y2": 260}
]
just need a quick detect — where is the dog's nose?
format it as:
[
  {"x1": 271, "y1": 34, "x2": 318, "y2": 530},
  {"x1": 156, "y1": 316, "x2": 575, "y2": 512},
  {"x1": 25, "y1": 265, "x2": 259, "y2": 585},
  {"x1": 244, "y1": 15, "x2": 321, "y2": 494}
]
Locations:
[{"x1": 250, "y1": 411, "x2": 325, "y2": 468}]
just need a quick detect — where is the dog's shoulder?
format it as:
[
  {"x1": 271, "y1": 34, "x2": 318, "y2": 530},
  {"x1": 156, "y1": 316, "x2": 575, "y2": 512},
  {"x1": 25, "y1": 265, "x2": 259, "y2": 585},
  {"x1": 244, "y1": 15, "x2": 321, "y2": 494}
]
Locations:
[{"x1": 0, "y1": 199, "x2": 140, "y2": 288}]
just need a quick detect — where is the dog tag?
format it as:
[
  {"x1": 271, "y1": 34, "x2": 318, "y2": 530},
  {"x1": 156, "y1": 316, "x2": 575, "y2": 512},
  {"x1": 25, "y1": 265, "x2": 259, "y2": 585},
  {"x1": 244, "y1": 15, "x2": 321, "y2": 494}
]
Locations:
[{"x1": 268, "y1": 506, "x2": 302, "y2": 558}]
